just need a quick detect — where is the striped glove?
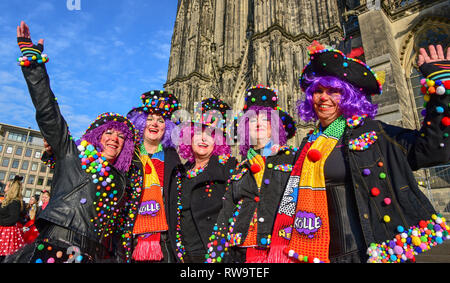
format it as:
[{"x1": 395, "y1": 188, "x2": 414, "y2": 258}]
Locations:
[{"x1": 17, "y1": 37, "x2": 48, "y2": 66}]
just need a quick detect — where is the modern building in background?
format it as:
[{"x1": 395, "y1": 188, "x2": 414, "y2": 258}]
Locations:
[{"x1": 0, "y1": 123, "x2": 53, "y2": 202}]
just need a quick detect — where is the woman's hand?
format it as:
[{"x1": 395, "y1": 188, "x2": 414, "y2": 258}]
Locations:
[
  {"x1": 43, "y1": 139, "x2": 53, "y2": 156},
  {"x1": 16, "y1": 21, "x2": 44, "y2": 46},
  {"x1": 418, "y1": 44, "x2": 450, "y2": 67},
  {"x1": 17, "y1": 21, "x2": 47, "y2": 63}
]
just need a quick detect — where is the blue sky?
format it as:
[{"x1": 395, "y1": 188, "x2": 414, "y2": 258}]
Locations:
[{"x1": 0, "y1": 0, "x2": 178, "y2": 138}]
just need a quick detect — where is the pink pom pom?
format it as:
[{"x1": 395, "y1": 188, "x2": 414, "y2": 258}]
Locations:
[{"x1": 420, "y1": 78, "x2": 427, "y2": 86}]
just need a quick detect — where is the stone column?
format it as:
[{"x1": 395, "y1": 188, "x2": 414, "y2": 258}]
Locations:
[{"x1": 358, "y1": 8, "x2": 416, "y2": 129}]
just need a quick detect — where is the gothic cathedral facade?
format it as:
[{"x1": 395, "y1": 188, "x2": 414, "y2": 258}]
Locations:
[{"x1": 164, "y1": 0, "x2": 449, "y2": 145}]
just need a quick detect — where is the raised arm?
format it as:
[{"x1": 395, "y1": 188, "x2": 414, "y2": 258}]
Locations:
[
  {"x1": 391, "y1": 44, "x2": 450, "y2": 170},
  {"x1": 17, "y1": 21, "x2": 73, "y2": 159}
]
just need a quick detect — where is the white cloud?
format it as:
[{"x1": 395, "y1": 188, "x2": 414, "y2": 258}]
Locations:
[
  {"x1": 58, "y1": 104, "x2": 96, "y2": 139},
  {"x1": 0, "y1": 85, "x2": 30, "y2": 105},
  {"x1": 0, "y1": 37, "x2": 18, "y2": 59},
  {"x1": 146, "y1": 29, "x2": 173, "y2": 61},
  {"x1": 36, "y1": 1, "x2": 55, "y2": 13},
  {"x1": 114, "y1": 40, "x2": 125, "y2": 47},
  {"x1": 139, "y1": 69, "x2": 168, "y2": 90},
  {"x1": 150, "y1": 43, "x2": 172, "y2": 60},
  {"x1": 0, "y1": 70, "x2": 21, "y2": 84},
  {"x1": 0, "y1": 84, "x2": 38, "y2": 130}
]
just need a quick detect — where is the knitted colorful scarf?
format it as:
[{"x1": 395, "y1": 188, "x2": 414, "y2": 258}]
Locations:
[
  {"x1": 132, "y1": 144, "x2": 167, "y2": 261},
  {"x1": 240, "y1": 143, "x2": 286, "y2": 262},
  {"x1": 267, "y1": 116, "x2": 346, "y2": 263}
]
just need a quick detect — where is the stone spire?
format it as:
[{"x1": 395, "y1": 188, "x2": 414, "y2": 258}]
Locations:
[{"x1": 165, "y1": 0, "x2": 346, "y2": 144}]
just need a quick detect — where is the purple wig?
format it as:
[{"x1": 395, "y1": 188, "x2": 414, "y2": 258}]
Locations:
[
  {"x1": 177, "y1": 124, "x2": 231, "y2": 163},
  {"x1": 297, "y1": 75, "x2": 378, "y2": 122},
  {"x1": 127, "y1": 111, "x2": 176, "y2": 149},
  {"x1": 81, "y1": 121, "x2": 136, "y2": 173},
  {"x1": 237, "y1": 106, "x2": 288, "y2": 157}
]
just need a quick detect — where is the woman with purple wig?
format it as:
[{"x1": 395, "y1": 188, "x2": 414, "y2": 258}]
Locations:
[
  {"x1": 115, "y1": 90, "x2": 182, "y2": 263},
  {"x1": 269, "y1": 42, "x2": 450, "y2": 263},
  {"x1": 6, "y1": 22, "x2": 139, "y2": 263},
  {"x1": 206, "y1": 85, "x2": 299, "y2": 263},
  {"x1": 167, "y1": 98, "x2": 237, "y2": 263}
]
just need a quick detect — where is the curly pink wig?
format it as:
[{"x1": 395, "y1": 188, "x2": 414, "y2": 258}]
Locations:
[{"x1": 177, "y1": 123, "x2": 231, "y2": 163}]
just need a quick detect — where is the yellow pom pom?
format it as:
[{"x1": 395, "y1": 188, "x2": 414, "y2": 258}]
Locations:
[{"x1": 412, "y1": 236, "x2": 421, "y2": 246}]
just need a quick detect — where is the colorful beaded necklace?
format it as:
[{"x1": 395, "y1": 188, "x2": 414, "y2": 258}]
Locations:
[
  {"x1": 174, "y1": 172, "x2": 186, "y2": 262},
  {"x1": 186, "y1": 163, "x2": 208, "y2": 179},
  {"x1": 174, "y1": 159, "x2": 211, "y2": 261},
  {"x1": 76, "y1": 139, "x2": 120, "y2": 238}
]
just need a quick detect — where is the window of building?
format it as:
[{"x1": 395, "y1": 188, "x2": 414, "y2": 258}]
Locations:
[
  {"x1": 24, "y1": 189, "x2": 32, "y2": 198},
  {"x1": 40, "y1": 164, "x2": 47, "y2": 173},
  {"x1": 11, "y1": 159, "x2": 20, "y2": 169},
  {"x1": 2, "y1": 157, "x2": 10, "y2": 167},
  {"x1": 21, "y1": 160, "x2": 29, "y2": 170},
  {"x1": 37, "y1": 178, "x2": 44, "y2": 186},
  {"x1": 0, "y1": 144, "x2": 3, "y2": 153},
  {"x1": 8, "y1": 173, "x2": 17, "y2": 180},
  {"x1": 31, "y1": 162, "x2": 38, "y2": 171},
  {"x1": 25, "y1": 148, "x2": 33, "y2": 157},
  {"x1": 46, "y1": 178, "x2": 52, "y2": 187},
  {"x1": 27, "y1": 175, "x2": 35, "y2": 185},
  {"x1": 8, "y1": 132, "x2": 27, "y2": 142},
  {"x1": 28, "y1": 136, "x2": 44, "y2": 146},
  {"x1": 0, "y1": 171, "x2": 5, "y2": 181},
  {"x1": 6, "y1": 146, "x2": 13, "y2": 154},
  {"x1": 34, "y1": 150, "x2": 41, "y2": 159},
  {"x1": 15, "y1": 146, "x2": 23, "y2": 156}
]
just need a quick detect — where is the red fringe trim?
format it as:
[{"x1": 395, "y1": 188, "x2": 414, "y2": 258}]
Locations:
[
  {"x1": 245, "y1": 247, "x2": 269, "y2": 263},
  {"x1": 266, "y1": 245, "x2": 293, "y2": 263},
  {"x1": 132, "y1": 233, "x2": 163, "y2": 262}
]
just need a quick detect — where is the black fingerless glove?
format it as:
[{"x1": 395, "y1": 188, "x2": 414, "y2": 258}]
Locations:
[
  {"x1": 418, "y1": 60, "x2": 450, "y2": 150},
  {"x1": 419, "y1": 60, "x2": 450, "y2": 82},
  {"x1": 17, "y1": 37, "x2": 48, "y2": 66}
]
